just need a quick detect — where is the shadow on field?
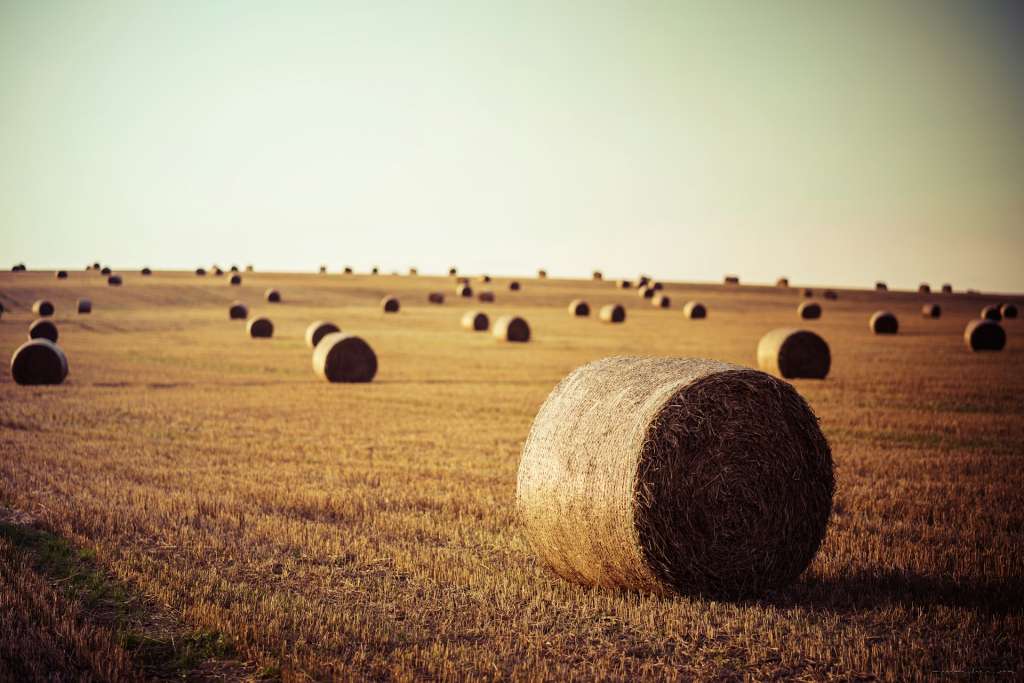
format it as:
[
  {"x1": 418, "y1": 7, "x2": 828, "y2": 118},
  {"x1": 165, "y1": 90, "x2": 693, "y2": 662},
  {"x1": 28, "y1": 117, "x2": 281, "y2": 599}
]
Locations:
[{"x1": 768, "y1": 571, "x2": 1024, "y2": 615}]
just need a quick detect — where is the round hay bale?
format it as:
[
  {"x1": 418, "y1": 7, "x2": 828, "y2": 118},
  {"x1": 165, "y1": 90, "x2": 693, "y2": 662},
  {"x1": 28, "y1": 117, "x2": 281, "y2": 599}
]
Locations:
[
  {"x1": 409, "y1": 267, "x2": 418, "y2": 276},
  {"x1": 381, "y1": 296, "x2": 400, "y2": 313},
  {"x1": 617, "y1": 280, "x2": 632, "y2": 289},
  {"x1": 312, "y1": 333, "x2": 377, "y2": 382},
  {"x1": 11, "y1": 339, "x2": 68, "y2": 386},
  {"x1": 29, "y1": 319, "x2": 59, "y2": 343},
  {"x1": 517, "y1": 356, "x2": 834, "y2": 597},
  {"x1": 428, "y1": 292, "x2": 445, "y2": 304},
  {"x1": 56, "y1": 270, "x2": 68, "y2": 279},
  {"x1": 247, "y1": 317, "x2": 274, "y2": 338},
  {"x1": 599, "y1": 304, "x2": 626, "y2": 323},
  {"x1": 823, "y1": 290, "x2": 838, "y2": 300},
  {"x1": 875, "y1": 281, "x2": 887, "y2": 291},
  {"x1": 101, "y1": 266, "x2": 111, "y2": 275},
  {"x1": 265, "y1": 289, "x2": 281, "y2": 303},
  {"x1": 213, "y1": 267, "x2": 224, "y2": 276},
  {"x1": 141, "y1": 267, "x2": 152, "y2": 276},
  {"x1": 319, "y1": 265, "x2": 327, "y2": 274},
  {"x1": 230, "y1": 265, "x2": 239, "y2": 273},
  {"x1": 869, "y1": 311, "x2": 898, "y2": 334},
  {"x1": 457, "y1": 283, "x2": 474, "y2": 298},
  {"x1": 305, "y1": 321, "x2": 340, "y2": 348},
  {"x1": 568, "y1": 300, "x2": 590, "y2": 316},
  {"x1": 344, "y1": 266, "x2": 353, "y2": 274},
  {"x1": 245, "y1": 264, "x2": 254, "y2": 272},
  {"x1": 921, "y1": 303, "x2": 941, "y2": 319},
  {"x1": 509, "y1": 281, "x2": 521, "y2": 291},
  {"x1": 757, "y1": 329, "x2": 830, "y2": 379},
  {"x1": 652, "y1": 293, "x2": 671, "y2": 309},
  {"x1": 724, "y1": 275, "x2": 740, "y2": 285},
  {"x1": 798, "y1": 302, "x2": 821, "y2": 320},
  {"x1": 229, "y1": 302, "x2": 248, "y2": 320},
  {"x1": 107, "y1": 274, "x2": 122, "y2": 286},
  {"x1": 32, "y1": 300, "x2": 55, "y2": 317},
  {"x1": 637, "y1": 276, "x2": 650, "y2": 287},
  {"x1": 650, "y1": 282, "x2": 663, "y2": 291},
  {"x1": 479, "y1": 275, "x2": 492, "y2": 283},
  {"x1": 964, "y1": 319, "x2": 1006, "y2": 352},
  {"x1": 776, "y1": 277, "x2": 789, "y2": 287},
  {"x1": 593, "y1": 271, "x2": 603, "y2": 281},
  {"x1": 229, "y1": 274, "x2": 242, "y2": 286},
  {"x1": 12, "y1": 263, "x2": 27, "y2": 271},
  {"x1": 638, "y1": 286, "x2": 655, "y2": 299},
  {"x1": 91, "y1": 262, "x2": 100, "y2": 270},
  {"x1": 1002, "y1": 303, "x2": 1018, "y2": 319},
  {"x1": 802, "y1": 288, "x2": 813, "y2": 298},
  {"x1": 918, "y1": 283, "x2": 931, "y2": 294},
  {"x1": 537, "y1": 269, "x2": 547, "y2": 279},
  {"x1": 478, "y1": 291, "x2": 495, "y2": 303},
  {"x1": 941, "y1": 283, "x2": 952, "y2": 294},
  {"x1": 371, "y1": 266, "x2": 379, "y2": 275},
  {"x1": 448, "y1": 267, "x2": 458, "y2": 276},
  {"x1": 195, "y1": 268, "x2": 207, "y2": 276},
  {"x1": 682, "y1": 301, "x2": 706, "y2": 319},
  {"x1": 493, "y1": 316, "x2": 530, "y2": 342},
  {"x1": 981, "y1": 305, "x2": 1002, "y2": 322},
  {"x1": 77, "y1": 298, "x2": 91, "y2": 314},
  {"x1": 461, "y1": 311, "x2": 489, "y2": 331}
]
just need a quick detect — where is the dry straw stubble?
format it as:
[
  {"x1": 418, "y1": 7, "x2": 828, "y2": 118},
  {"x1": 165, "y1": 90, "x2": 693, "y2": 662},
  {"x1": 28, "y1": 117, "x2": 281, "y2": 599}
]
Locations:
[{"x1": 517, "y1": 356, "x2": 833, "y2": 598}]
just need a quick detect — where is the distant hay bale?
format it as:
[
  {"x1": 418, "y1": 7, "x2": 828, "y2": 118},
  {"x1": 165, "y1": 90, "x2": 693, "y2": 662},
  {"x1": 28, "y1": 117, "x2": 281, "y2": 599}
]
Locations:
[
  {"x1": 305, "y1": 321, "x2": 341, "y2": 348},
  {"x1": 869, "y1": 311, "x2": 898, "y2": 334},
  {"x1": 101, "y1": 266, "x2": 111, "y2": 275},
  {"x1": 449, "y1": 267, "x2": 458, "y2": 276},
  {"x1": 409, "y1": 267, "x2": 418, "y2": 276},
  {"x1": 1002, "y1": 303, "x2": 1018, "y2": 319},
  {"x1": 29, "y1": 319, "x2": 59, "y2": 343},
  {"x1": 966, "y1": 288, "x2": 980, "y2": 295},
  {"x1": 56, "y1": 270, "x2": 68, "y2": 279},
  {"x1": 457, "y1": 283, "x2": 474, "y2": 298},
  {"x1": 682, "y1": 301, "x2": 706, "y2": 319},
  {"x1": 650, "y1": 282, "x2": 663, "y2": 291},
  {"x1": 652, "y1": 293, "x2": 671, "y2": 309},
  {"x1": 823, "y1": 290, "x2": 838, "y2": 300},
  {"x1": 798, "y1": 302, "x2": 821, "y2": 319},
  {"x1": 230, "y1": 265, "x2": 239, "y2": 273},
  {"x1": 776, "y1": 277, "x2": 789, "y2": 287},
  {"x1": 724, "y1": 275, "x2": 740, "y2": 285},
  {"x1": 638, "y1": 286, "x2": 655, "y2": 299},
  {"x1": 229, "y1": 274, "x2": 242, "y2": 286},
  {"x1": 141, "y1": 267, "x2": 152, "y2": 276},
  {"x1": 941, "y1": 283, "x2": 952, "y2": 294},
  {"x1": 517, "y1": 356, "x2": 833, "y2": 597},
  {"x1": 802, "y1": 288, "x2": 813, "y2": 298},
  {"x1": 918, "y1": 283, "x2": 931, "y2": 294},
  {"x1": 229, "y1": 302, "x2": 248, "y2": 320},
  {"x1": 312, "y1": 333, "x2": 378, "y2": 383},
  {"x1": 344, "y1": 266, "x2": 353, "y2": 274},
  {"x1": 381, "y1": 296, "x2": 400, "y2": 313},
  {"x1": 493, "y1": 315, "x2": 530, "y2": 342},
  {"x1": 617, "y1": 280, "x2": 632, "y2": 289},
  {"x1": 10, "y1": 339, "x2": 68, "y2": 386},
  {"x1": 637, "y1": 276, "x2": 650, "y2": 288},
  {"x1": 108, "y1": 275, "x2": 122, "y2": 286},
  {"x1": 91, "y1": 262, "x2": 100, "y2": 270},
  {"x1": 319, "y1": 265, "x2": 327, "y2": 274},
  {"x1": 213, "y1": 267, "x2": 224, "y2": 276},
  {"x1": 245, "y1": 265, "x2": 254, "y2": 272},
  {"x1": 599, "y1": 304, "x2": 625, "y2": 323},
  {"x1": 77, "y1": 298, "x2": 91, "y2": 314},
  {"x1": 921, "y1": 303, "x2": 941, "y2": 319},
  {"x1": 247, "y1": 317, "x2": 274, "y2": 338},
  {"x1": 568, "y1": 300, "x2": 590, "y2": 316},
  {"x1": 479, "y1": 275, "x2": 492, "y2": 283},
  {"x1": 265, "y1": 289, "x2": 281, "y2": 303},
  {"x1": 964, "y1": 319, "x2": 1006, "y2": 352},
  {"x1": 593, "y1": 271, "x2": 603, "y2": 281},
  {"x1": 478, "y1": 291, "x2": 495, "y2": 303},
  {"x1": 371, "y1": 266, "x2": 379, "y2": 275},
  {"x1": 509, "y1": 281, "x2": 521, "y2": 291},
  {"x1": 980, "y1": 305, "x2": 1002, "y2": 321},
  {"x1": 32, "y1": 300, "x2": 55, "y2": 317},
  {"x1": 427, "y1": 292, "x2": 444, "y2": 304},
  {"x1": 875, "y1": 281, "x2": 887, "y2": 291},
  {"x1": 538, "y1": 269, "x2": 547, "y2": 279},
  {"x1": 462, "y1": 311, "x2": 489, "y2": 331},
  {"x1": 758, "y1": 329, "x2": 830, "y2": 379},
  {"x1": 12, "y1": 263, "x2": 26, "y2": 272},
  {"x1": 456, "y1": 276, "x2": 470, "y2": 285},
  {"x1": 195, "y1": 268, "x2": 207, "y2": 276}
]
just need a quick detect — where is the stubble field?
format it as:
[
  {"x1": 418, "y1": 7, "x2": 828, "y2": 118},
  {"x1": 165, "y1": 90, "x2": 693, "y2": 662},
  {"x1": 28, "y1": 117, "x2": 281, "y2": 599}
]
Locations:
[{"x1": 1, "y1": 269, "x2": 1022, "y2": 681}]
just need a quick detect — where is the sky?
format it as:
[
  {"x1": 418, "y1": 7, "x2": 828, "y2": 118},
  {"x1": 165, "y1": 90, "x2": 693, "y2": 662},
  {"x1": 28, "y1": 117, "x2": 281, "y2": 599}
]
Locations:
[{"x1": 1, "y1": 1, "x2": 1023, "y2": 292}]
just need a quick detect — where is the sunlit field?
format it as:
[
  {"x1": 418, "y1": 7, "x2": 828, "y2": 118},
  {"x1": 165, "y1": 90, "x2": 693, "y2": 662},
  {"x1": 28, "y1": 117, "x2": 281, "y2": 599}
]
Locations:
[{"x1": 2, "y1": 269, "x2": 1022, "y2": 680}]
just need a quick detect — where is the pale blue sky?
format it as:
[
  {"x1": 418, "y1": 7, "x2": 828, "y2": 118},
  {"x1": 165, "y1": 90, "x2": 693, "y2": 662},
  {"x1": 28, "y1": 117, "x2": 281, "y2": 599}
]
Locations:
[{"x1": 2, "y1": 1, "x2": 1022, "y2": 291}]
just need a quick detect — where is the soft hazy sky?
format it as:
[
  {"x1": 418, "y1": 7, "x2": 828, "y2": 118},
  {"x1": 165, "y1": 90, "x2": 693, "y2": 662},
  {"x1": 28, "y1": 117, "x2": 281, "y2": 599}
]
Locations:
[{"x1": 2, "y1": 1, "x2": 1022, "y2": 291}]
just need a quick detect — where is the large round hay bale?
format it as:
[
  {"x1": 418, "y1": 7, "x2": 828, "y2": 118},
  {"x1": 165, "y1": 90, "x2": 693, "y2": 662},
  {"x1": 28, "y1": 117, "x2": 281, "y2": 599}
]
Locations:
[
  {"x1": 802, "y1": 288, "x2": 813, "y2": 298},
  {"x1": 229, "y1": 302, "x2": 248, "y2": 320},
  {"x1": 981, "y1": 305, "x2": 1002, "y2": 322},
  {"x1": 798, "y1": 302, "x2": 821, "y2": 319},
  {"x1": 312, "y1": 333, "x2": 377, "y2": 382},
  {"x1": 918, "y1": 283, "x2": 931, "y2": 294},
  {"x1": 941, "y1": 283, "x2": 952, "y2": 294},
  {"x1": 964, "y1": 319, "x2": 1006, "y2": 352},
  {"x1": 493, "y1": 316, "x2": 530, "y2": 342},
  {"x1": 599, "y1": 304, "x2": 625, "y2": 323},
  {"x1": 593, "y1": 271, "x2": 603, "y2": 281},
  {"x1": 776, "y1": 277, "x2": 789, "y2": 287},
  {"x1": 478, "y1": 291, "x2": 495, "y2": 303},
  {"x1": 509, "y1": 281, "x2": 521, "y2": 291},
  {"x1": 617, "y1": 280, "x2": 632, "y2": 289},
  {"x1": 11, "y1": 339, "x2": 68, "y2": 385},
  {"x1": 229, "y1": 274, "x2": 241, "y2": 286},
  {"x1": 461, "y1": 311, "x2": 489, "y2": 331},
  {"x1": 921, "y1": 303, "x2": 941, "y2": 318},
  {"x1": 305, "y1": 321, "x2": 340, "y2": 348},
  {"x1": 457, "y1": 283, "x2": 473, "y2": 298},
  {"x1": 29, "y1": 319, "x2": 59, "y2": 343},
  {"x1": 32, "y1": 300, "x2": 55, "y2": 317},
  {"x1": 381, "y1": 296, "x2": 400, "y2": 313},
  {"x1": 195, "y1": 268, "x2": 207, "y2": 276},
  {"x1": 869, "y1": 311, "x2": 898, "y2": 334},
  {"x1": 638, "y1": 286, "x2": 655, "y2": 299},
  {"x1": 56, "y1": 270, "x2": 68, "y2": 279},
  {"x1": 568, "y1": 300, "x2": 590, "y2": 316},
  {"x1": 652, "y1": 293, "x2": 671, "y2": 308},
  {"x1": 682, "y1": 301, "x2": 706, "y2": 319},
  {"x1": 265, "y1": 289, "x2": 281, "y2": 303},
  {"x1": 517, "y1": 356, "x2": 833, "y2": 597},
  {"x1": 77, "y1": 298, "x2": 91, "y2": 314},
  {"x1": 724, "y1": 275, "x2": 740, "y2": 285},
  {"x1": 1002, "y1": 303, "x2": 1018, "y2": 319},
  {"x1": 428, "y1": 292, "x2": 444, "y2": 304},
  {"x1": 247, "y1": 317, "x2": 274, "y2": 338},
  {"x1": 875, "y1": 281, "x2": 887, "y2": 291},
  {"x1": 757, "y1": 329, "x2": 830, "y2": 379},
  {"x1": 141, "y1": 267, "x2": 152, "y2": 276},
  {"x1": 823, "y1": 289, "x2": 838, "y2": 300}
]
